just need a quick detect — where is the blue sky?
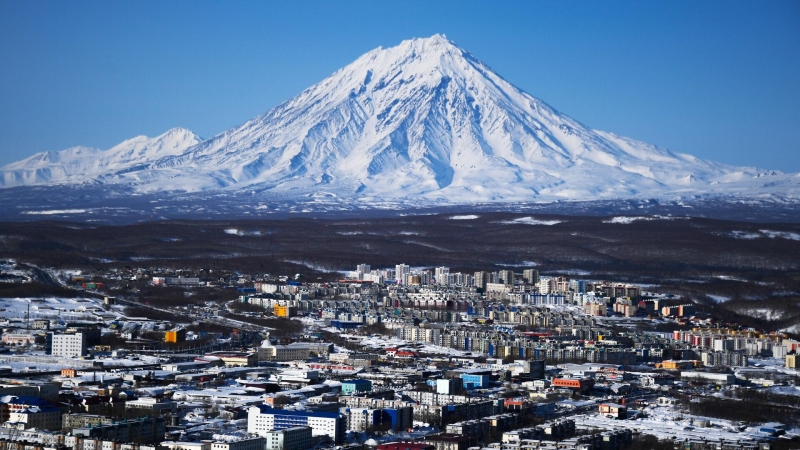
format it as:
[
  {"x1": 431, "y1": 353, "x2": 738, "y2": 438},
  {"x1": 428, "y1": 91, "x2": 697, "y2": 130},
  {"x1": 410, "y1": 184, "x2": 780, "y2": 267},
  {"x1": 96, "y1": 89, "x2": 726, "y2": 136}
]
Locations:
[{"x1": 1, "y1": 1, "x2": 798, "y2": 171}]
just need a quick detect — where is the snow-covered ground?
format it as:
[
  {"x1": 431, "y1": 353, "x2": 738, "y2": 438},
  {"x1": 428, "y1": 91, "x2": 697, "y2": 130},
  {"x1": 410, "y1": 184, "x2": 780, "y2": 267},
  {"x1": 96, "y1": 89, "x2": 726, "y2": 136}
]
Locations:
[
  {"x1": 357, "y1": 334, "x2": 481, "y2": 357},
  {"x1": 494, "y1": 261, "x2": 539, "y2": 268},
  {"x1": 21, "y1": 209, "x2": 90, "y2": 215},
  {"x1": 766, "y1": 385, "x2": 800, "y2": 397},
  {"x1": 760, "y1": 229, "x2": 800, "y2": 241},
  {"x1": 311, "y1": 319, "x2": 485, "y2": 358},
  {"x1": 0, "y1": 296, "x2": 106, "y2": 322},
  {"x1": 497, "y1": 217, "x2": 562, "y2": 226},
  {"x1": 224, "y1": 228, "x2": 263, "y2": 236},
  {"x1": 781, "y1": 323, "x2": 800, "y2": 334},
  {"x1": 603, "y1": 215, "x2": 688, "y2": 224},
  {"x1": 732, "y1": 308, "x2": 786, "y2": 321},
  {"x1": 736, "y1": 357, "x2": 800, "y2": 378},
  {"x1": 727, "y1": 230, "x2": 762, "y2": 240},
  {"x1": 448, "y1": 215, "x2": 479, "y2": 220},
  {"x1": 0, "y1": 353, "x2": 161, "y2": 371},
  {"x1": 724, "y1": 229, "x2": 800, "y2": 241},
  {"x1": 171, "y1": 386, "x2": 265, "y2": 407},
  {"x1": 574, "y1": 404, "x2": 783, "y2": 443}
]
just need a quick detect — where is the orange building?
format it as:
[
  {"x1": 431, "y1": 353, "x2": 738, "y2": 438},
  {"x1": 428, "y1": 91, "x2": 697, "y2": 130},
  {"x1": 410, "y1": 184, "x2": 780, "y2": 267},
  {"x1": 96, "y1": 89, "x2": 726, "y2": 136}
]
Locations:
[{"x1": 165, "y1": 328, "x2": 186, "y2": 343}]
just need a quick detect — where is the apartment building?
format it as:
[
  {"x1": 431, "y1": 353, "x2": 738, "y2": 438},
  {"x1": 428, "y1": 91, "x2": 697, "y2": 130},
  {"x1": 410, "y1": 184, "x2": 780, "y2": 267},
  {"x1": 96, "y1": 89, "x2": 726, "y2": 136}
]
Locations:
[
  {"x1": 248, "y1": 405, "x2": 345, "y2": 443},
  {"x1": 47, "y1": 332, "x2": 86, "y2": 357},
  {"x1": 258, "y1": 343, "x2": 311, "y2": 362},
  {"x1": 262, "y1": 426, "x2": 312, "y2": 450},
  {"x1": 210, "y1": 438, "x2": 266, "y2": 450}
]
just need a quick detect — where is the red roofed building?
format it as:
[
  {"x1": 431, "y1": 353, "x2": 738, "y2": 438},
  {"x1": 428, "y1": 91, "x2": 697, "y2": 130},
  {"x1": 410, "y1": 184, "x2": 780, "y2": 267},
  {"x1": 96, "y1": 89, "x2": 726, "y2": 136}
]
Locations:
[
  {"x1": 551, "y1": 377, "x2": 594, "y2": 394},
  {"x1": 503, "y1": 398, "x2": 533, "y2": 413}
]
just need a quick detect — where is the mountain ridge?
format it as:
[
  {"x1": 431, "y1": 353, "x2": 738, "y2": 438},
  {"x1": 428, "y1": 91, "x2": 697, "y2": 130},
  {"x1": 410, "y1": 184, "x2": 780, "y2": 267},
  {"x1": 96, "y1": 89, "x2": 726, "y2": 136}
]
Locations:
[
  {"x1": 2, "y1": 35, "x2": 798, "y2": 203},
  {"x1": 1, "y1": 127, "x2": 201, "y2": 188}
]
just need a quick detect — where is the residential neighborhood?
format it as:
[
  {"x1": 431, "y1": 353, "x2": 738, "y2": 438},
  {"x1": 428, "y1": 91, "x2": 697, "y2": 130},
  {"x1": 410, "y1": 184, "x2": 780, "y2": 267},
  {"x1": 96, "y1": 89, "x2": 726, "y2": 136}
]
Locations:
[{"x1": 0, "y1": 260, "x2": 797, "y2": 450}]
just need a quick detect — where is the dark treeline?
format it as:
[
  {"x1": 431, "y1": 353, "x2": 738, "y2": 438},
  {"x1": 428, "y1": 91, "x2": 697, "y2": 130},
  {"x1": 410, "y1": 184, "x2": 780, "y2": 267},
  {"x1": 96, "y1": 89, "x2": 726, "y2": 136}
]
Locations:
[
  {"x1": 1, "y1": 215, "x2": 798, "y2": 276},
  {"x1": 684, "y1": 396, "x2": 800, "y2": 425}
]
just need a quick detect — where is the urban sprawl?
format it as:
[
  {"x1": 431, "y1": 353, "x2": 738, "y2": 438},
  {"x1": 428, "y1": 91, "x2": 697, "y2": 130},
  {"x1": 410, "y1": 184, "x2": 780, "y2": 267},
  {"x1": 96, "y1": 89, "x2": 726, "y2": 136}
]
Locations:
[{"x1": 0, "y1": 260, "x2": 798, "y2": 450}]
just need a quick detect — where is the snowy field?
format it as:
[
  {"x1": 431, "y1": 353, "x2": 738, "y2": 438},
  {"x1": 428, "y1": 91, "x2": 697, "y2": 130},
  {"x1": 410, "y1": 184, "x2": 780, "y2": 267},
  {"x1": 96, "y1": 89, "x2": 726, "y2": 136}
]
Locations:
[
  {"x1": 736, "y1": 357, "x2": 800, "y2": 378},
  {"x1": 0, "y1": 296, "x2": 106, "y2": 322},
  {"x1": 725, "y1": 229, "x2": 800, "y2": 241},
  {"x1": 448, "y1": 215, "x2": 479, "y2": 220},
  {"x1": 497, "y1": 217, "x2": 562, "y2": 225},
  {"x1": 764, "y1": 385, "x2": 800, "y2": 397},
  {"x1": 574, "y1": 403, "x2": 795, "y2": 443},
  {"x1": 0, "y1": 353, "x2": 162, "y2": 370},
  {"x1": 603, "y1": 215, "x2": 689, "y2": 224},
  {"x1": 357, "y1": 334, "x2": 482, "y2": 357}
]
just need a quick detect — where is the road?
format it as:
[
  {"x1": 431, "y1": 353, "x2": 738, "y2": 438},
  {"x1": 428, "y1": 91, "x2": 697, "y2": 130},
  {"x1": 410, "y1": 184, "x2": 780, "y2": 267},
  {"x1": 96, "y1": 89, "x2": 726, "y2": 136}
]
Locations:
[
  {"x1": 22, "y1": 264, "x2": 63, "y2": 288},
  {"x1": 19, "y1": 265, "x2": 267, "y2": 353}
]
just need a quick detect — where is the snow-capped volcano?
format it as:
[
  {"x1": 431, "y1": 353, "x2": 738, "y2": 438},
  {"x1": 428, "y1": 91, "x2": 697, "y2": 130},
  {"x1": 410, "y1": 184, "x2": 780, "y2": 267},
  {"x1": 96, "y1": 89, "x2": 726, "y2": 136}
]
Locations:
[{"x1": 1, "y1": 35, "x2": 797, "y2": 202}]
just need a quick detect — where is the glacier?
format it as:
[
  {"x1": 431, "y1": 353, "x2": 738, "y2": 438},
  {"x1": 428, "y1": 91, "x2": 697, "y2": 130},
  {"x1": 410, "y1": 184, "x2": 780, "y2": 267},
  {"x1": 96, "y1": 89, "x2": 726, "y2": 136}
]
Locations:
[{"x1": 2, "y1": 34, "x2": 798, "y2": 204}]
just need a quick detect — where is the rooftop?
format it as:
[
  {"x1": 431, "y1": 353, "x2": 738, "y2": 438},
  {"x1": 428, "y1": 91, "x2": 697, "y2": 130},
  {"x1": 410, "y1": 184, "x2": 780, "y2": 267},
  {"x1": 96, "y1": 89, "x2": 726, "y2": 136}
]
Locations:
[{"x1": 252, "y1": 405, "x2": 342, "y2": 419}]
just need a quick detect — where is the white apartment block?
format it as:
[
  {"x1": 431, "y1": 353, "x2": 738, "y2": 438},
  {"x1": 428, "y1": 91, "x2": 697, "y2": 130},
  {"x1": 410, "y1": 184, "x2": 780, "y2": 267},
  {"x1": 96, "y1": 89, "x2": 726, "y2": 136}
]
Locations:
[
  {"x1": 485, "y1": 283, "x2": 512, "y2": 293},
  {"x1": 210, "y1": 438, "x2": 266, "y2": 450},
  {"x1": 355, "y1": 264, "x2": 370, "y2": 279},
  {"x1": 161, "y1": 443, "x2": 209, "y2": 450},
  {"x1": 395, "y1": 264, "x2": 410, "y2": 284},
  {"x1": 248, "y1": 405, "x2": 344, "y2": 443},
  {"x1": 538, "y1": 277, "x2": 554, "y2": 295},
  {"x1": 362, "y1": 273, "x2": 384, "y2": 284},
  {"x1": 341, "y1": 408, "x2": 379, "y2": 432},
  {"x1": 49, "y1": 332, "x2": 86, "y2": 357},
  {"x1": 498, "y1": 270, "x2": 514, "y2": 285},
  {"x1": 434, "y1": 267, "x2": 449, "y2": 285},
  {"x1": 165, "y1": 440, "x2": 266, "y2": 450},
  {"x1": 9, "y1": 408, "x2": 62, "y2": 430},
  {"x1": 523, "y1": 269, "x2": 539, "y2": 284},
  {"x1": 260, "y1": 343, "x2": 311, "y2": 361},
  {"x1": 263, "y1": 427, "x2": 312, "y2": 450}
]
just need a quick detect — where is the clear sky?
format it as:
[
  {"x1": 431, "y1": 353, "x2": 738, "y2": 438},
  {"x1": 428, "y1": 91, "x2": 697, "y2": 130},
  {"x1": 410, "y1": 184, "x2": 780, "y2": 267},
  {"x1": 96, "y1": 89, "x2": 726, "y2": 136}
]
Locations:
[{"x1": 1, "y1": 1, "x2": 798, "y2": 171}]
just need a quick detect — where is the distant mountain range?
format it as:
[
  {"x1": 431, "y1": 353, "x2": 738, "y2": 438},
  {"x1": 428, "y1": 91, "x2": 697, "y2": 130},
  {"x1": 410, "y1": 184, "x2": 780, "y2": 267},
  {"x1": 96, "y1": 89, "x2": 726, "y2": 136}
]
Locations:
[{"x1": 2, "y1": 34, "x2": 799, "y2": 205}]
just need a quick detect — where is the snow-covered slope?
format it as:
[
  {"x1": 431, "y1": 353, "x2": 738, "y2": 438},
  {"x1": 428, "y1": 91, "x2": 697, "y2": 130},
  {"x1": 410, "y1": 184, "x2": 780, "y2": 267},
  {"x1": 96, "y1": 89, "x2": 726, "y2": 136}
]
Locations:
[
  {"x1": 1, "y1": 35, "x2": 797, "y2": 203},
  {"x1": 0, "y1": 128, "x2": 201, "y2": 187}
]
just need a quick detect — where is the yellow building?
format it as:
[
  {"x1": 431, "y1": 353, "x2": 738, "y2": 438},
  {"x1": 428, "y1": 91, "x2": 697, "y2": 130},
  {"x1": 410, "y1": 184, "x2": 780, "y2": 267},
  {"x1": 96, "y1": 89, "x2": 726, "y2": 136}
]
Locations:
[
  {"x1": 787, "y1": 354, "x2": 797, "y2": 369},
  {"x1": 274, "y1": 305, "x2": 296, "y2": 318},
  {"x1": 657, "y1": 360, "x2": 700, "y2": 370}
]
